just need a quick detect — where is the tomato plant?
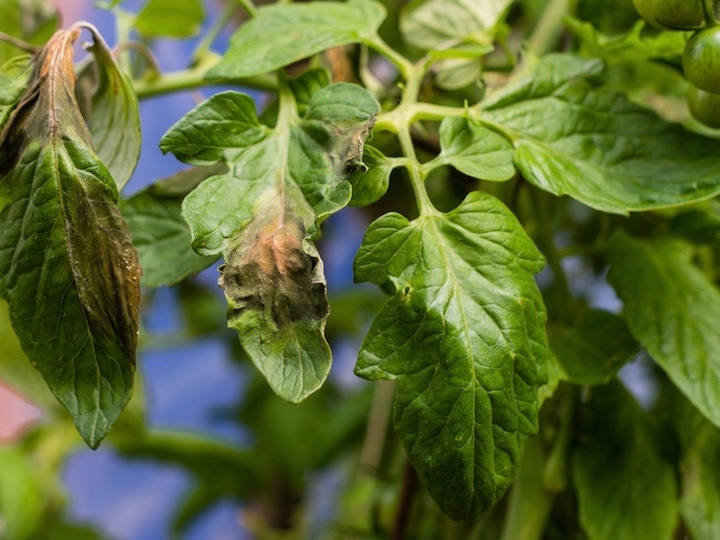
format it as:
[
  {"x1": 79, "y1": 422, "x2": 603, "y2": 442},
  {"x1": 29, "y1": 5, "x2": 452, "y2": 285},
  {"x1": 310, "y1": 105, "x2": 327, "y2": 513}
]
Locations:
[{"x1": 1, "y1": 0, "x2": 720, "y2": 538}]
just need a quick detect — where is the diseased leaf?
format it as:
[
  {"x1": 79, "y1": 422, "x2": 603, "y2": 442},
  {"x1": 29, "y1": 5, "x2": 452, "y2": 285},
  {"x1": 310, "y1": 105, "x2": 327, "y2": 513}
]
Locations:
[
  {"x1": 162, "y1": 84, "x2": 379, "y2": 402},
  {"x1": 0, "y1": 29, "x2": 141, "y2": 448},
  {"x1": 401, "y1": 0, "x2": 511, "y2": 50},
  {"x1": 550, "y1": 310, "x2": 638, "y2": 386},
  {"x1": 206, "y1": 0, "x2": 385, "y2": 79},
  {"x1": 482, "y1": 55, "x2": 720, "y2": 214},
  {"x1": 75, "y1": 26, "x2": 141, "y2": 190},
  {"x1": 429, "y1": 116, "x2": 515, "y2": 181},
  {"x1": 121, "y1": 166, "x2": 222, "y2": 287},
  {"x1": 0, "y1": 0, "x2": 59, "y2": 64},
  {"x1": 606, "y1": 232, "x2": 720, "y2": 428},
  {"x1": 573, "y1": 382, "x2": 677, "y2": 540},
  {"x1": 354, "y1": 191, "x2": 549, "y2": 519},
  {"x1": 134, "y1": 0, "x2": 205, "y2": 39}
]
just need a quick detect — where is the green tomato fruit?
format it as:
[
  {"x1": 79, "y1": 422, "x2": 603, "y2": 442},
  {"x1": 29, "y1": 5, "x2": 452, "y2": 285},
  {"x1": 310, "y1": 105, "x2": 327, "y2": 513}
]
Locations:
[
  {"x1": 687, "y1": 84, "x2": 720, "y2": 128},
  {"x1": 631, "y1": 0, "x2": 705, "y2": 30},
  {"x1": 684, "y1": 27, "x2": 720, "y2": 93}
]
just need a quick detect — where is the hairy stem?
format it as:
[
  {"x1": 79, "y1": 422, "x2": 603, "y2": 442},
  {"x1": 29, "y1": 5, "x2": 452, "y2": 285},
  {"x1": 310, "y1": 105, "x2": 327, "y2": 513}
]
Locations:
[{"x1": 528, "y1": 0, "x2": 570, "y2": 55}]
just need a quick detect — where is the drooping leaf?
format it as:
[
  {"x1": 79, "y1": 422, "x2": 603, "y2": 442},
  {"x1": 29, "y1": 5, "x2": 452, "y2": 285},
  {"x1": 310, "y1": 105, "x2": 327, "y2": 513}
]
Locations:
[
  {"x1": 0, "y1": 0, "x2": 59, "y2": 64},
  {"x1": 0, "y1": 29, "x2": 141, "y2": 448},
  {"x1": 573, "y1": 382, "x2": 677, "y2": 540},
  {"x1": 550, "y1": 310, "x2": 638, "y2": 386},
  {"x1": 354, "y1": 191, "x2": 549, "y2": 519},
  {"x1": 75, "y1": 25, "x2": 141, "y2": 190},
  {"x1": 134, "y1": 0, "x2": 205, "y2": 39},
  {"x1": 400, "y1": 0, "x2": 511, "y2": 50},
  {"x1": 162, "y1": 84, "x2": 379, "y2": 402},
  {"x1": 606, "y1": 232, "x2": 720, "y2": 428},
  {"x1": 482, "y1": 55, "x2": 720, "y2": 214},
  {"x1": 121, "y1": 166, "x2": 222, "y2": 287},
  {"x1": 428, "y1": 116, "x2": 515, "y2": 181},
  {"x1": 206, "y1": 0, "x2": 385, "y2": 79}
]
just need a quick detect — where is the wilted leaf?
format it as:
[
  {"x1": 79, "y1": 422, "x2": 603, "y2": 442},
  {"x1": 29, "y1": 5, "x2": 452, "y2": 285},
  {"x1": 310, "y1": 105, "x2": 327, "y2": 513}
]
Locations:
[
  {"x1": 75, "y1": 25, "x2": 141, "y2": 190},
  {"x1": 0, "y1": 29, "x2": 141, "y2": 448}
]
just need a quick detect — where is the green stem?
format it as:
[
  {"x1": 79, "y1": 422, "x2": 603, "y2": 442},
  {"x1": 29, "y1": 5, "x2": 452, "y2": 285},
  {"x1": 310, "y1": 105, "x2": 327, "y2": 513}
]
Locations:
[
  {"x1": 236, "y1": 0, "x2": 258, "y2": 17},
  {"x1": 528, "y1": 0, "x2": 570, "y2": 56},
  {"x1": 133, "y1": 53, "x2": 277, "y2": 99},
  {"x1": 398, "y1": 126, "x2": 437, "y2": 216},
  {"x1": 366, "y1": 34, "x2": 414, "y2": 81},
  {"x1": 0, "y1": 31, "x2": 37, "y2": 53}
]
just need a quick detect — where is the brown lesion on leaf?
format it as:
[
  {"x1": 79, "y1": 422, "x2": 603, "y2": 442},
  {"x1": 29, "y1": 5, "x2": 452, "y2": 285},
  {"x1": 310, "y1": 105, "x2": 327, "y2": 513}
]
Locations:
[{"x1": 220, "y1": 213, "x2": 329, "y2": 330}]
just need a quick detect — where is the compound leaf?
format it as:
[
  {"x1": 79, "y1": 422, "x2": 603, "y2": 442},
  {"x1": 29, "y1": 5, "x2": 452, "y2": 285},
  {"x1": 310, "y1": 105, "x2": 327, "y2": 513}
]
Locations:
[
  {"x1": 483, "y1": 55, "x2": 720, "y2": 214},
  {"x1": 0, "y1": 29, "x2": 141, "y2": 448},
  {"x1": 607, "y1": 232, "x2": 720, "y2": 428},
  {"x1": 354, "y1": 191, "x2": 549, "y2": 519},
  {"x1": 163, "y1": 83, "x2": 379, "y2": 402},
  {"x1": 207, "y1": 0, "x2": 385, "y2": 79}
]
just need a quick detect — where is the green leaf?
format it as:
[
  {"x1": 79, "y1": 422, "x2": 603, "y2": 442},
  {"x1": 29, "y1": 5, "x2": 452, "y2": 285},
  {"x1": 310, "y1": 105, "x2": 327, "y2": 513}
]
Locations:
[
  {"x1": 0, "y1": 0, "x2": 59, "y2": 64},
  {"x1": 0, "y1": 30, "x2": 141, "y2": 448},
  {"x1": 550, "y1": 310, "x2": 638, "y2": 385},
  {"x1": 566, "y1": 18, "x2": 686, "y2": 63},
  {"x1": 74, "y1": 26, "x2": 141, "y2": 190},
  {"x1": 163, "y1": 84, "x2": 379, "y2": 402},
  {"x1": 0, "y1": 55, "x2": 32, "y2": 134},
  {"x1": 354, "y1": 191, "x2": 549, "y2": 519},
  {"x1": 573, "y1": 382, "x2": 677, "y2": 540},
  {"x1": 159, "y1": 92, "x2": 268, "y2": 167},
  {"x1": 606, "y1": 232, "x2": 720, "y2": 428},
  {"x1": 347, "y1": 145, "x2": 395, "y2": 207},
  {"x1": 483, "y1": 55, "x2": 720, "y2": 214},
  {"x1": 670, "y1": 204, "x2": 720, "y2": 244},
  {"x1": 134, "y1": 0, "x2": 205, "y2": 39},
  {"x1": 400, "y1": 0, "x2": 511, "y2": 50},
  {"x1": 206, "y1": 0, "x2": 385, "y2": 79},
  {"x1": 671, "y1": 396, "x2": 720, "y2": 540},
  {"x1": 121, "y1": 167, "x2": 222, "y2": 288},
  {"x1": 429, "y1": 116, "x2": 515, "y2": 181}
]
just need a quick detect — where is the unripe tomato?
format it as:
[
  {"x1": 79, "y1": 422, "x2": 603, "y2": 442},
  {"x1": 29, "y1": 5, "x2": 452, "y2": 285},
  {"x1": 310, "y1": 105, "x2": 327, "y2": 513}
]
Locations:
[
  {"x1": 632, "y1": 0, "x2": 704, "y2": 30},
  {"x1": 687, "y1": 84, "x2": 720, "y2": 128},
  {"x1": 684, "y1": 27, "x2": 720, "y2": 93}
]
